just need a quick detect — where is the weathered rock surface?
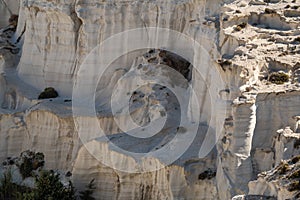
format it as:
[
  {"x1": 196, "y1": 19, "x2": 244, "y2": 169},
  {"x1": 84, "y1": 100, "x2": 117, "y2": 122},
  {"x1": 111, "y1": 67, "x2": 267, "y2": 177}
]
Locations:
[
  {"x1": 239, "y1": 154, "x2": 300, "y2": 200},
  {"x1": 0, "y1": 0, "x2": 299, "y2": 199},
  {"x1": 0, "y1": 0, "x2": 19, "y2": 28}
]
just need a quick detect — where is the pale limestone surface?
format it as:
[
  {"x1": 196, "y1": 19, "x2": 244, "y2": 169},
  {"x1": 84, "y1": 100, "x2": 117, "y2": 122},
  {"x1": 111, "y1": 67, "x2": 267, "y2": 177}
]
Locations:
[{"x1": 0, "y1": 0, "x2": 300, "y2": 199}]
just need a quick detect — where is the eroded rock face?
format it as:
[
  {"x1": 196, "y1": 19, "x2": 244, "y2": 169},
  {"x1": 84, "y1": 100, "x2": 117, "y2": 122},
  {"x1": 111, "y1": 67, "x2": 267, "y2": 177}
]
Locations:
[
  {"x1": 16, "y1": 0, "x2": 225, "y2": 97},
  {"x1": 245, "y1": 154, "x2": 300, "y2": 200},
  {"x1": 72, "y1": 145, "x2": 219, "y2": 200},
  {"x1": 0, "y1": 0, "x2": 19, "y2": 28},
  {"x1": 0, "y1": 0, "x2": 299, "y2": 200}
]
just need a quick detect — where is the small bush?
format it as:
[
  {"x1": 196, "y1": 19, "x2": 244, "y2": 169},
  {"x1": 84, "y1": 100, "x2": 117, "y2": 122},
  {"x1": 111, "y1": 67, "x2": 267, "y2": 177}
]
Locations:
[
  {"x1": 278, "y1": 162, "x2": 289, "y2": 174},
  {"x1": 268, "y1": 72, "x2": 289, "y2": 84},
  {"x1": 19, "y1": 157, "x2": 34, "y2": 179},
  {"x1": 289, "y1": 181, "x2": 300, "y2": 191},
  {"x1": 218, "y1": 59, "x2": 232, "y2": 68},
  {"x1": 294, "y1": 139, "x2": 300, "y2": 149},
  {"x1": 0, "y1": 172, "x2": 32, "y2": 199},
  {"x1": 19, "y1": 151, "x2": 45, "y2": 179},
  {"x1": 294, "y1": 37, "x2": 300, "y2": 43},
  {"x1": 0, "y1": 172, "x2": 15, "y2": 199},
  {"x1": 38, "y1": 87, "x2": 59, "y2": 99},
  {"x1": 0, "y1": 152, "x2": 83, "y2": 200},
  {"x1": 291, "y1": 155, "x2": 300, "y2": 164},
  {"x1": 198, "y1": 169, "x2": 216, "y2": 180},
  {"x1": 9, "y1": 14, "x2": 18, "y2": 26},
  {"x1": 66, "y1": 171, "x2": 72, "y2": 177},
  {"x1": 234, "y1": 26, "x2": 242, "y2": 31},
  {"x1": 234, "y1": 22, "x2": 247, "y2": 31},
  {"x1": 34, "y1": 170, "x2": 76, "y2": 200},
  {"x1": 238, "y1": 22, "x2": 247, "y2": 29},
  {"x1": 265, "y1": 8, "x2": 277, "y2": 14},
  {"x1": 289, "y1": 169, "x2": 300, "y2": 179}
]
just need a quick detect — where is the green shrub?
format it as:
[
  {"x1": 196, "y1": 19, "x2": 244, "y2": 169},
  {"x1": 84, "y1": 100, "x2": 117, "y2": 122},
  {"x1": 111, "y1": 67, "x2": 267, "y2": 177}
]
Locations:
[
  {"x1": 38, "y1": 87, "x2": 59, "y2": 99},
  {"x1": 0, "y1": 151, "x2": 96, "y2": 200},
  {"x1": 0, "y1": 172, "x2": 32, "y2": 199},
  {"x1": 19, "y1": 151, "x2": 45, "y2": 179},
  {"x1": 268, "y1": 72, "x2": 289, "y2": 84},
  {"x1": 0, "y1": 172, "x2": 15, "y2": 199},
  {"x1": 0, "y1": 170, "x2": 76, "y2": 200},
  {"x1": 34, "y1": 170, "x2": 76, "y2": 200},
  {"x1": 19, "y1": 156, "x2": 34, "y2": 179}
]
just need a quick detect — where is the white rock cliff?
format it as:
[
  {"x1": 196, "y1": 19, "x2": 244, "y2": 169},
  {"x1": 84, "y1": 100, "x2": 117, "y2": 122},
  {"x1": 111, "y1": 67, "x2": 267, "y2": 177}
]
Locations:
[{"x1": 0, "y1": 0, "x2": 300, "y2": 199}]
